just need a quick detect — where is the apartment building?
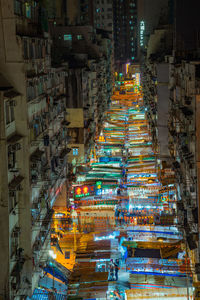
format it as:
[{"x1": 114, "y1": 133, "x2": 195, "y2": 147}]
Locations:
[
  {"x1": 168, "y1": 59, "x2": 200, "y2": 259},
  {"x1": 0, "y1": 1, "x2": 113, "y2": 297},
  {"x1": 93, "y1": 0, "x2": 113, "y2": 32},
  {"x1": 142, "y1": 26, "x2": 172, "y2": 159},
  {"x1": 143, "y1": 26, "x2": 200, "y2": 290},
  {"x1": 51, "y1": 25, "x2": 112, "y2": 170},
  {"x1": 0, "y1": 0, "x2": 69, "y2": 298},
  {"x1": 113, "y1": 0, "x2": 137, "y2": 69}
]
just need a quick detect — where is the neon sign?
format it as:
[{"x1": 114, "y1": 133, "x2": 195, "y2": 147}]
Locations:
[
  {"x1": 74, "y1": 185, "x2": 94, "y2": 198},
  {"x1": 135, "y1": 73, "x2": 141, "y2": 86},
  {"x1": 96, "y1": 181, "x2": 102, "y2": 196},
  {"x1": 140, "y1": 21, "x2": 145, "y2": 46},
  {"x1": 99, "y1": 135, "x2": 105, "y2": 142}
]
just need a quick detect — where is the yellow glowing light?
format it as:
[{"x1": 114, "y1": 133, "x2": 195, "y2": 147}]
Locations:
[{"x1": 83, "y1": 186, "x2": 89, "y2": 194}]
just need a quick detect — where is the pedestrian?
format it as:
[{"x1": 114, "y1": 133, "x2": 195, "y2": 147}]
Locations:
[
  {"x1": 109, "y1": 259, "x2": 114, "y2": 281},
  {"x1": 114, "y1": 260, "x2": 119, "y2": 281},
  {"x1": 128, "y1": 247, "x2": 133, "y2": 258},
  {"x1": 115, "y1": 208, "x2": 120, "y2": 225}
]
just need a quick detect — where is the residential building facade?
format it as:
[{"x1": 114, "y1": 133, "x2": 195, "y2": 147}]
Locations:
[
  {"x1": 0, "y1": 0, "x2": 69, "y2": 298},
  {"x1": 113, "y1": 0, "x2": 137, "y2": 69}
]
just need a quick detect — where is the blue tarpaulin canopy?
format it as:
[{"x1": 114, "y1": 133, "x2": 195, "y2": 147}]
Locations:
[
  {"x1": 30, "y1": 288, "x2": 67, "y2": 299},
  {"x1": 43, "y1": 262, "x2": 68, "y2": 284}
]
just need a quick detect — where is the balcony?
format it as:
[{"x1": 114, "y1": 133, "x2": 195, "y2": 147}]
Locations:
[
  {"x1": 9, "y1": 175, "x2": 24, "y2": 191},
  {"x1": 180, "y1": 106, "x2": 193, "y2": 118},
  {"x1": 32, "y1": 209, "x2": 54, "y2": 261},
  {"x1": 29, "y1": 118, "x2": 48, "y2": 143},
  {"x1": 10, "y1": 247, "x2": 26, "y2": 293},
  {"x1": 30, "y1": 149, "x2": 44, "y2": 162},
  {"x1": 59, "y1": 148, "x2": 71, "y2": 162}
]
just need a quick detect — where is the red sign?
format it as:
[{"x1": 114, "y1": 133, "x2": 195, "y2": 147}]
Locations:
[{"x1": 74, "y1": 185, "x2": 95, "y2": 198}]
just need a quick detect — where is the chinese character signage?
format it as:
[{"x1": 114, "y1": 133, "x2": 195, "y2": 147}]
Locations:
[
  {"x1": 99, "y1": 136, "x2": 105, "y2": 142},
  {"x1": 74, "y1": 185, "x2": 95, "y2": 198},
  {"x1": 96, "y1": 181, "x2": 102, "y2": 196},
  {"x1": 74, "y1": 182, "x2": 103, "y2": 198}
]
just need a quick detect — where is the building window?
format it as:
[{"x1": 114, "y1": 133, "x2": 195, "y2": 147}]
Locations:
[
  {"x1": 9, "y1": 191, "x2": 17, "y2": 212},
  {"x1": 130, "y1": 26, "x2": 134, "y2": 30},
  {"x1": 10, "y1": 105, "x2": 15, "y2": 122},
  {"x1": 25, "y1": 2, "x2": 31, "y2": 18},
  {"x1": 5, "y1": 102, "x2": 10, "y2": 125},
  {"x1": 10, "y1": 226, "x2": 20, "y2": 258},
  {"x1": 14, "y1": 0, "x2": 22, "y2": 15},
  {"x1": 73, "y1": 148, "x2": 79, "y2": 156},
  {"x1": 23, "y1": 39, "x2": 28, "y2": 59},
  {"x1": 131, "y1": 56, "x2": 135, "y2": 60},
  {"x1": 64, "y1": 34, "x2": 72, "y2": 41},
  {"x1": 5, "y1": 101, "x2": 15, "y2": 125},
  {"x1": 77, "y1": 35, "x2": 83, "y2": 40},
  {"x1": 8, "y1": 150, "x2": 16, "y2": 170}
]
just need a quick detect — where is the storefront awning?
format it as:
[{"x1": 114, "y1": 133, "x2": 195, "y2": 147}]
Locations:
[{"x1": 43, "y1": 262, "x2": 68, "y2": 284}]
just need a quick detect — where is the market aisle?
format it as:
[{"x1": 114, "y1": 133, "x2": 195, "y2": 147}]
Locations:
[{"x1": 65, "y1": 74, "x2": 193, "y2": 299}]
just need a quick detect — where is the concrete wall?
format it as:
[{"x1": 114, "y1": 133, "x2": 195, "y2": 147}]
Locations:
[
  {"x1": 66, "y1": 109, "x2": 84, "y2": 128},
  {"x1": 66, "y1": 0, "x2": 80, "y2": 25},
  {"x1": 157, "y1": 63, "x2": 170, "y2": 159}
]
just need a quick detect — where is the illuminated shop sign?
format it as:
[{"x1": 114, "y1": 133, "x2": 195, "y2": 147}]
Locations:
[
  {"x1": 95, "y1": 181, "x2": 102, "y2": 196},
  {"x1": 74, "y1": 181, "x2": 102, "y2": 198},
  {"x1": 124, "y1": 81, "x2": 134, "y2": 86},
  {"x1": 74, "y1": 185, "x2": 95, "y2": 198},
  {"x1": 99, "y1": 135, "x2": 105, "y2": 142},
  {"x1": 135, "y1": 73, "x2": 141, "y2": 86},
  {"x1": 140, "y1": 21, "x2": 145, "y2": 46}
]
